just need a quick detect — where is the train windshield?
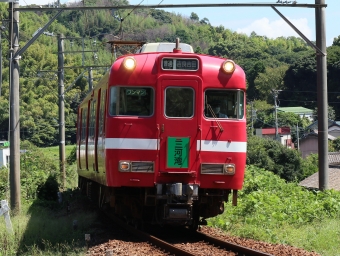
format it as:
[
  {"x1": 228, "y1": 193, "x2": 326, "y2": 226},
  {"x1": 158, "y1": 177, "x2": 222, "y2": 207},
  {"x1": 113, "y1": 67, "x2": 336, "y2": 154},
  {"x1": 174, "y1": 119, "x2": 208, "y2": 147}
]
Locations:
[
  {"x1": 165, "y1": 87, "x2": 194, "y2": 118},
  {"x1": 109, "y1": 87, "x2": 154, "y2": 116},
  {"x1": 204, "y1": 90, "x2": 244, "y2": 119}
]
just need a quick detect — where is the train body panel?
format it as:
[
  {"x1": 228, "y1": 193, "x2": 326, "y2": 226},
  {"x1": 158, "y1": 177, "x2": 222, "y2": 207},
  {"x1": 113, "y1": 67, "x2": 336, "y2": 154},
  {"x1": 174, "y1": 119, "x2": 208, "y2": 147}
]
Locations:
[{"x1": 77, "y1": 41, "x2": 246, "y2": 227}]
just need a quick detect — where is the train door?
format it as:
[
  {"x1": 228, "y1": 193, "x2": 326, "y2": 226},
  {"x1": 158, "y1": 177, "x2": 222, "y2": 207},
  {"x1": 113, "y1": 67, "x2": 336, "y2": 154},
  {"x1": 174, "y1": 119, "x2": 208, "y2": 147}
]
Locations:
[
  {"x1": 158, "y1": 79, "x2": 200, "y2": 173},
  {"x1": 87, "y1": 98, "x2": 96, "y2": 171},
  {"x1": 79, "y1": 107, "x2": 88, "y2": 170},
  {"x1": 96, "y1": 89, "x2": 107, "y2": 174}
]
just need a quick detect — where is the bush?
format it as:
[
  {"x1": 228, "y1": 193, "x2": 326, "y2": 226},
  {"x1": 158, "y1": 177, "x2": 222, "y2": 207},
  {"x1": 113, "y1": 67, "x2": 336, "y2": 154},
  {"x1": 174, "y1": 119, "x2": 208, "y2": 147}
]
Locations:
[
  {"x1": 20, "y1": 141, "x2": 59, "y2": 199},
  {"x1": 37, "y1": 175, "x2": 59, "y2": 201},
  {"x1": 247, "y1": 135, "x2": 306, "y2": 182}
]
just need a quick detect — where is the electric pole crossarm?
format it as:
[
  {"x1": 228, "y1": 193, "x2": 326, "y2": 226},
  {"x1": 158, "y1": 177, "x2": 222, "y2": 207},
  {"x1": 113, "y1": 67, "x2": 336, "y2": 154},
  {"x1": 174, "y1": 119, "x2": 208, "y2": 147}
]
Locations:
[
  {"x1": 14, "y1": 9, "x2": 64, "y2": 59},
  {"x1": 14, "y1": 3, "x2": 327, "y2": 12},
  {"x1": 271, "y1": 6, "x2": 325, "y2": 56}
]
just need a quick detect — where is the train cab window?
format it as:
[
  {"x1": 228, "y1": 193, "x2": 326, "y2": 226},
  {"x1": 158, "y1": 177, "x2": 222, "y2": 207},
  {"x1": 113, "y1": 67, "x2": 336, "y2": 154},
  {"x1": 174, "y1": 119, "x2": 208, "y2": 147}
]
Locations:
[
  {"x1": 204, "y1": 90, "x2": 245, "y2": 119},
  {"x1": 109, "y1": 87, "x2": 154, "y2": 116},
  {"x1": 165, "y1": 87, "x2": 194, "y2": 118}
]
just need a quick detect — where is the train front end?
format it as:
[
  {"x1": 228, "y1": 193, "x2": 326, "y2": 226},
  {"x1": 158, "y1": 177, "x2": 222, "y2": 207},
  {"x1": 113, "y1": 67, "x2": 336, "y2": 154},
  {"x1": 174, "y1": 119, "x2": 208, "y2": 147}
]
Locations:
[{"x1": 105, "y1": 41, "x2": 246, "y2": 228}]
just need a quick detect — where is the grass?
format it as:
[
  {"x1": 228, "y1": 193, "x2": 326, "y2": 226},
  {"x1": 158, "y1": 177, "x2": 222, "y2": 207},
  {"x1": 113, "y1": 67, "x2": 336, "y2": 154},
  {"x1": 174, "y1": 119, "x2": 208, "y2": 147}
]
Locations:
[
  {"x1": 208, "y1": 215, "x2": 340, "y2": 256},
  {"x1": 0, "y1": 191, "x2": 96, "y2": 256},
  {"x1": 42, "y1": 145, "x2": 76, "y2": 163}
]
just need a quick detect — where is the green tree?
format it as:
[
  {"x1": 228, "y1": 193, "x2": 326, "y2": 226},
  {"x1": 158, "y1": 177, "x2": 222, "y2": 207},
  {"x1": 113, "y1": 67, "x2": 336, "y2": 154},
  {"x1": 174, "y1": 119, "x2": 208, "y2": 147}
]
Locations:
[
  {"x1": 190, "y1": 12, "x2": 199, "y2": 22},
  {"x1": 332, "y1": 137, "x2": 340, "y2": 151},
  {"x1": 332, "y1": 35, "x2": 340, "y2": 46},
  {"x1": 313, "y1": 106, "x2": 336, "y2": 121},
  {"x1": 255, "y1": 65, "x2": 289, "y2": 102}
]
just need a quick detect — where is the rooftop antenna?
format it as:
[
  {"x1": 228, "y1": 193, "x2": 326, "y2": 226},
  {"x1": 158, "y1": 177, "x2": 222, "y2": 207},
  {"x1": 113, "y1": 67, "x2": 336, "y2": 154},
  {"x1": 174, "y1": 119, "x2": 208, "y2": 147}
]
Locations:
[{"x1": 173, "y1": 38, "x2": 182, "y2": 53}]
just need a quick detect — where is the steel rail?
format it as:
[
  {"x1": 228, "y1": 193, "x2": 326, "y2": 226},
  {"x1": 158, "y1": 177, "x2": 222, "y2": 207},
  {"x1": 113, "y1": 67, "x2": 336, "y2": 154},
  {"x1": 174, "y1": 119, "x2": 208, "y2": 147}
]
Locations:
[
  {"x1": 196, "y1": 230, "x2": 274, "y2": 256},
  {"x1": 108, "y1": 212, "x2": 194, "y2": 256},
  {"x1": 108, "y1": 209, "x2": 273, "y2": 256}
]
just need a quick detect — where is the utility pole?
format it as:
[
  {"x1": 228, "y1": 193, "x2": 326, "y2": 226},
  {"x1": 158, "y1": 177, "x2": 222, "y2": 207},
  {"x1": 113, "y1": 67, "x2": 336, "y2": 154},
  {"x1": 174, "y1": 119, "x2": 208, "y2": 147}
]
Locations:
[
  {"x1": 272, "y1": 90, "x2": 279, "y2": 140},
  {"x1": 316, "y1": 0, "x2": 328, "y2": 190},
  {"x1": 88, "y1": 67, "x2": 93, "y2": 91},
  {"x1": 58, "y1": 34, "x2": 66, "y2": 190},
  {"x1": 0, "y1": 31, "x2": 2, "y2": 96},
  {"x1": 296, "y1": 123, "x2": 299, "y2": 151},
  {"x1": 250, "y1": 101, "x2": 255, "y2": 136},
  {"x1": 9, "y1": 1, "x2": 21, "y2": 214}
]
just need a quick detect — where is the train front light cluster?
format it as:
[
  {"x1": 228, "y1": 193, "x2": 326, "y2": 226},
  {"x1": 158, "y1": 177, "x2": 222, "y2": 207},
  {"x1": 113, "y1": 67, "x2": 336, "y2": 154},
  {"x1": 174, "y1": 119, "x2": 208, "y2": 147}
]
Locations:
[
  {"x1": 201, "y1": 163, "x2": 235, "y2": 175},
  {"x1": 119, "y1": 160, "x2": 154, "y2": 172},
  {"x1": 123, "y1": 57, "x2": 136, "y2": 70},
  {"x1": 119, "y1": 161, "x2": 130, "y2": 171},
  {"x1": 221, "y1": 60, "x2": 236, "y2": 74},
  {"x1": 224, "y1": 164, "x2": 235, "y2": 175}
]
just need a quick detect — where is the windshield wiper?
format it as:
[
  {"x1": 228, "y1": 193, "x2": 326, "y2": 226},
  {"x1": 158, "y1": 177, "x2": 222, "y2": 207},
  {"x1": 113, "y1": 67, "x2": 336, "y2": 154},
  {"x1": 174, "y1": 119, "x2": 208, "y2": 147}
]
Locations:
[{"x1": 206, "y1": 103, "x2": 224, "y2": 132}]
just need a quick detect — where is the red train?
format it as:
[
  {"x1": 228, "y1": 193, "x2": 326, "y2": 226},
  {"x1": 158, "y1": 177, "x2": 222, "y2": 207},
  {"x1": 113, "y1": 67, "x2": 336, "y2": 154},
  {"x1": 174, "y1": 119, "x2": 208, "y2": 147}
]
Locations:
[{"x1": 77, "y1": 39, "x2": 247, "y2": 229}]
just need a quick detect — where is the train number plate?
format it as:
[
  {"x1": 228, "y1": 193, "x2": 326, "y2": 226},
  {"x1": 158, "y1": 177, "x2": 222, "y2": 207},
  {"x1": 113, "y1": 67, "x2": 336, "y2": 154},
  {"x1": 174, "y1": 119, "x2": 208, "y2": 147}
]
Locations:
[{"x1": 162, "y1": 58, "x2": 198, "y2": 71}]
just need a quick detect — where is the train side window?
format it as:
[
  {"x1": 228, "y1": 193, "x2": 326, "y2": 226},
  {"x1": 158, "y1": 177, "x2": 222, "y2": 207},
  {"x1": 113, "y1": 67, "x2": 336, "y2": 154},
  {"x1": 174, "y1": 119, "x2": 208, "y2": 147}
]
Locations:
[
  {"x1": 99, "y1": 89, "x2": 106, "y2": 136},
  {"x1": 109, "y1": 87, "x2": 118, "y2": 115},
  {"x1": 109, "y1": 86, "x2": 154, "y2": 116},
  {"x1": 204, "y1": 90, "x2": 242, "y2": 119},
  {"x1": 89, "y1": 100, "x2": 96, "y2": 138},
  {"x1": 165, "y1": 87, "x2": 194, "y2": 118},
  {"x1": 81, "y1": 109, "x2": 87, "y2": 141},
  {"x1": 239, "y1": 91, "x2": 245, "y2": 119}
]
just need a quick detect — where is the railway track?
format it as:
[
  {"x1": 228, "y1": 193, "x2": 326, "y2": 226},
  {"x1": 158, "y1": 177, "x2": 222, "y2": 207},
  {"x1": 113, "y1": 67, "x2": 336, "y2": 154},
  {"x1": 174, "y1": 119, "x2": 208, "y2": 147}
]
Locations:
[{"x1": 106, "y1": 211, "x2": 273, "y2": 256}]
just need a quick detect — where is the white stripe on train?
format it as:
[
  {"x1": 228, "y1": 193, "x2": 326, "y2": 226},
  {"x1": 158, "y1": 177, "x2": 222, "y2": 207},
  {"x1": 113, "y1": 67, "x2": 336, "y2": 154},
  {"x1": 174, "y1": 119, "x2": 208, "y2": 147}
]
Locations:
[{"x1": 105, "y1": 138, "x2": 247, "y2": 153}]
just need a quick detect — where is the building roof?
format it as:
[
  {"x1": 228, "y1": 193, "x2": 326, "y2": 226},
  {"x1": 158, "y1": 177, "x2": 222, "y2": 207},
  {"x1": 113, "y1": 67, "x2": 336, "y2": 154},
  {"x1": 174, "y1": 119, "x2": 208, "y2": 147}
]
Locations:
[
  {"x1": 261, "y1": 127, "x2": 291, "y2": 135},
  {"x1": 299, "y1": 153, "x2": 340, "y2": 191},
  {"x1": 305, "y1": 119, "x2": 339, "y2": 131},
  {"x1": 277, "y1": 107, "x2": 313, "y2": 114},
  {"x1": 299, "y1": 167, "x2": 340, "y2": 191},
  {"x1": 300, "y1": 131, "x2": 337, "y2": 141}
]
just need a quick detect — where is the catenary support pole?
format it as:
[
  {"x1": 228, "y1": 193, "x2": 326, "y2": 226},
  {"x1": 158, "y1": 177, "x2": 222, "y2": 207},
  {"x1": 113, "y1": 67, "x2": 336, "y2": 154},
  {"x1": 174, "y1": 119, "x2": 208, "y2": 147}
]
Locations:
[
  {"x1": 0, "y1": 32, "x2": 2, "y2": 97},
  {"x1": 88, "y1": 67, "x2": 93, "y2": 91},
  {"x1": 316, "y1": 0, "x2": 328, "y2": 190},
  {"x1": 9, "y1": 1, "x2": 21, "y2": 214},
  {"x1": 58, "y1": 34, "x2": 66, "y2": 190}
]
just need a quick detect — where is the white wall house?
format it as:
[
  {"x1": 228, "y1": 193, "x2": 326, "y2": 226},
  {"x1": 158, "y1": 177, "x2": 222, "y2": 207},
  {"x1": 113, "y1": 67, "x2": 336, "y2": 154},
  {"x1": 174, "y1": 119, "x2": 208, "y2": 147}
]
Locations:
[
  {"x1": 0, "y1": 148, "x2": 10, "y2": 168},
  {"x1": 256, "y1": 127, "x2": 294, "y2": 148}
]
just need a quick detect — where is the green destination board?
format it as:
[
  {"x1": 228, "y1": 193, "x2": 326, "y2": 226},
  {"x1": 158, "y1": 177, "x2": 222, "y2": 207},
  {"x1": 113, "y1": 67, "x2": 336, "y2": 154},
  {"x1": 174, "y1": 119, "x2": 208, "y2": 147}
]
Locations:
[{"x1": 167, "y1": 137, "x2": 189, "y2": 168}]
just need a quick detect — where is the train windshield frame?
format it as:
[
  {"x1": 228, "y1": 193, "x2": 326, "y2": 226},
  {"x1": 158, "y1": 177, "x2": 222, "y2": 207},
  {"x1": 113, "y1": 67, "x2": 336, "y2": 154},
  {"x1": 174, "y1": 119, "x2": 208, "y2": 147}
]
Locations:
[
  {"x1": 164, "y1": 87, "x2": 195, "y2": 118},
  {"x1": 204, "y1": 89, "x2": 245, "y2": 119},
  {"x1": 109, "y1": 86, "x2": 154, "y2": 116}
]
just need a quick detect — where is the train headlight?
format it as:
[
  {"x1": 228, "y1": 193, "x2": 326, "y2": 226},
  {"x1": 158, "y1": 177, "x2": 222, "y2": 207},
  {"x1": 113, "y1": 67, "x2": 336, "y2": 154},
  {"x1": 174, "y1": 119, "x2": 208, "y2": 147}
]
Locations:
[
  {"x1": 221, "y1": 60, "x2": 235, "y2": 74},
  {"x1": 123, "y1": 57, "x2": 136, "y2": 70},
  {"x1": 224, "y1": 164, "x2": 235, "y2": 175},
  {"x1": 119, "y1": 161, "x2": 131, "y2": 172}
]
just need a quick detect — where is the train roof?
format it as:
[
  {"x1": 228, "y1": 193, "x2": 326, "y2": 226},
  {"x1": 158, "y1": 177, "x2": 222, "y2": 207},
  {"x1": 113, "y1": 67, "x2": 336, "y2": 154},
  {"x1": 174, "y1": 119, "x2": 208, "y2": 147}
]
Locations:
[{"x1": 137, "y1": 42, "x2": 194, "y2": 53}]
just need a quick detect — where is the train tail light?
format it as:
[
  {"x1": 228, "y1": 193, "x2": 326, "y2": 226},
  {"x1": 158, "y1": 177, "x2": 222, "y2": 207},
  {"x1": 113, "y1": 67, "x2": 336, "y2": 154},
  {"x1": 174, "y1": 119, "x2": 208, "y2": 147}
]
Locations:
[
  {"x1": 123, "y1": 57, "x2": 136, "y2": 70},
  {"x1": 119, "y1": 161, "x2": 131, "y2": 171},
  {"x1": 221, "y1": 60, "x2": 235, "y2": 74}
]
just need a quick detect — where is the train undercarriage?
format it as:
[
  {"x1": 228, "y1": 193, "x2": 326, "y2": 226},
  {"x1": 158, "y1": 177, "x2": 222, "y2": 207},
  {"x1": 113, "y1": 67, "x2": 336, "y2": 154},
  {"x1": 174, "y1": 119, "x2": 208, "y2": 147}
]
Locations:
[{"x1": 79, "y1": 176, "x2": 235, "y2": 229}]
